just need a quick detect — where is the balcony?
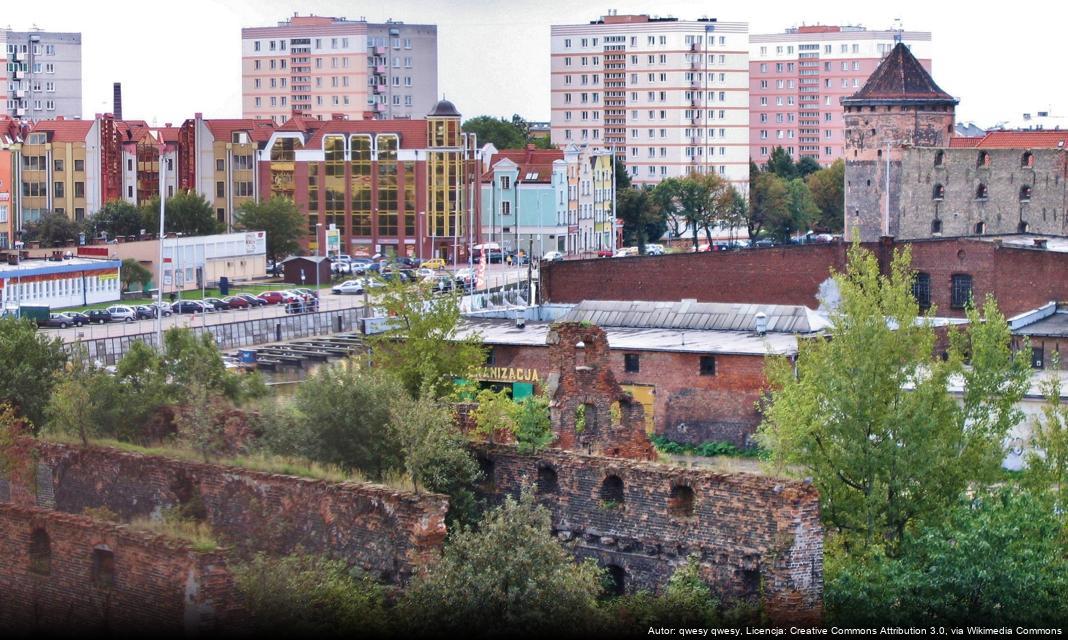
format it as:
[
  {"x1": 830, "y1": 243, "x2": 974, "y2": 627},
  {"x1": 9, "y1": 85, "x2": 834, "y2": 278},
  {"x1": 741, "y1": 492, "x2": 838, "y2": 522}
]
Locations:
[
  {"x1": 374, "y1": 103, "x2": 386, "y2": 113},
  {"x1": 374, "y1": 65, "x2": 386, "y2": 75},
  {"x1": 690, "y1": 79, "x2": 701, "y2": 88},
  {"x1": 374, "y1": 45, "x2": 386, "y2": 55},
  {"x1": 373, "y1": 84, "x2": 384, "y2": 94}
]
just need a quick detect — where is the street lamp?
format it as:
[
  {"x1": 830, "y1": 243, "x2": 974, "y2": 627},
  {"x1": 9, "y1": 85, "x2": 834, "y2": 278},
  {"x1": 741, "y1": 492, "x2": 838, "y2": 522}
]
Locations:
[
  {"x1": 155, "y1": 142, "x2": 167, "y2": 350},
  {"x1": 315, "y1": 223, "x2": 322, "y2": 308}
]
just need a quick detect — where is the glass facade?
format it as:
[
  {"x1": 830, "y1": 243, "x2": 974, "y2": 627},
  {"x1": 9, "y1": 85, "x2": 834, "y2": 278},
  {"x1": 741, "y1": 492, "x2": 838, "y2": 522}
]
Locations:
[{"x1": 350, "y1": 134, "x2": 372, "y2": 236}]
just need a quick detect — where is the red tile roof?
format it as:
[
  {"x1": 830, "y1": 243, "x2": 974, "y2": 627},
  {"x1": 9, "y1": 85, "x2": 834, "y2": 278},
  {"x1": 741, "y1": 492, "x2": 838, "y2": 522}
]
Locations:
[
  {"x1": 968, "y1": 130, "x2": 1068, "y2": 149},
  {"x1": 949, "y1": 137, "x2": 983, "y2": 148},
  {"x1": 303, "y1": 119, "x2": 429, "y2": 149},
  {"x1": 204, "y1": 119, "x2": 277, "y2": 144},
  {"x1": 29, "y1": 119, "x2": 94, "y2": 143},
  {"x1": 843, "y1": 42, "x2": 956, "y2": 105},
  {"x1": 481, "y1": 148, "x2": 564, "y2": 183}
]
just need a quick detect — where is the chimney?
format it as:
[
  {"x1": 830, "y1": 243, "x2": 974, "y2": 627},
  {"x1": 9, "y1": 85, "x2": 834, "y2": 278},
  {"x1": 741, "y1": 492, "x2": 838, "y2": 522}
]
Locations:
[
  {"x1": 113, "y1": 82, "x2": 123, "y2": 120},
  {"x1": 755, "y1": 312, "x2": 768, "y2": 336}
]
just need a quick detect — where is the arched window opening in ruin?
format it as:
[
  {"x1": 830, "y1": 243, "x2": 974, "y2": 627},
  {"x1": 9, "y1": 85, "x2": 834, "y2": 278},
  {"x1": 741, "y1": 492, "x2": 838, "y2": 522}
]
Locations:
[
  {"x1": 606, "y1": 565, "x2": 626, "y2": 596},
  {"x1": 977, "y1": 151, "x2": 990, "y2": 168},
  {"x1": 934, "y1": 150, "x2": 944, "y2": 167},
  {"x1": 29, "y1": 528, "x2": 51, "y2": 575},
  {"x1": 575, "y1": 403, "x2": 597, "y2": 433},
  {"x1": 931, "y1": 219, "x2": 943, "y2": 234},
  {"x1": 1022, "y1": 152, "x2": 1034, "y2": 168},
  {"x1": 1020, "y1": 185, "x2": 1032, "y2": 202},
  {"x1": 476, "y1": 456, "x2": 495, "y2": 491},
  {"x1": 975, "y1": 184, "x2": 989, "y2": 200},
  {"x1": 92, "y1": 547, "x2": 115, "y2": 588},
  {"x1": 1019, "y1": 221, "x2": 1030, "y2": 233},
  {"x1": 975, "y1": 221, "x2": 986, "y2": 235},
  {"x1": 575, "y1": 341, "x2": 586, "y2": 368},
  {"x1": 669, "y1": 485, "x2": 696, "y2": 517},
  {"x1": 877, "y1": 149, "x2": 882, "y2": 159},
  {"x1": 932, "y1": 184, "x2": 944, "y2": 200},
  {"x1": 600, "y1": 474, "x2": 625, "y2": 506},
  {"x1": 537, "y1": 465, "x2": 559, "y2": 494}
]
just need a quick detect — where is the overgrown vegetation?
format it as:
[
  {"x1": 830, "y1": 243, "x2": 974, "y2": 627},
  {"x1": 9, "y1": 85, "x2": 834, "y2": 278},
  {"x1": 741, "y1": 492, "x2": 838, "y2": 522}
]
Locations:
[{"x1": 650, "y1": 435, "x2": 768, "y2": 460}]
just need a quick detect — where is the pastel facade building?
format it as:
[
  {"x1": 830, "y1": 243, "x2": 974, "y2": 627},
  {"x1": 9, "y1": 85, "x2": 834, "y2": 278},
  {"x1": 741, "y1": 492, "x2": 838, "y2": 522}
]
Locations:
[
  {"x1": 479, "y1": 145, "x2": 568, "y2": 256},
  {"x1": 549, "y1": 14, "x2": 750, "y2": 188},
  {"x1": 241, "y1": 15, "x2": 437, "y2": 123},
  {"x1": 749, "y1": 26, "x2": 932, "y2": 165},
  {"x1": 1, "y1": 29, "x2": 82, "y2": 120}
]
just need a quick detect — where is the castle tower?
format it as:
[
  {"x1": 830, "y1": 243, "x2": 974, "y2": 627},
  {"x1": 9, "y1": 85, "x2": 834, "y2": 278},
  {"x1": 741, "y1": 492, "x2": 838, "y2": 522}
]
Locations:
[{"x1": 842, "y1": 43, "x2": 958, "y2": 241}]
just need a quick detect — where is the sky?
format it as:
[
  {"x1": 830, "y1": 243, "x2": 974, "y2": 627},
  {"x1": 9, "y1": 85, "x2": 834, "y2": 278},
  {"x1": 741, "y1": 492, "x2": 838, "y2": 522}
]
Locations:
[{"x1": 5, "y1": 0, "x2": 1066, "y2": 127}]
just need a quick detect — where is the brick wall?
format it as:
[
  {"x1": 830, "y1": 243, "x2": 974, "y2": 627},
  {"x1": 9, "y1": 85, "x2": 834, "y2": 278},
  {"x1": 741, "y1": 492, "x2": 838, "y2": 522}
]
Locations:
[
  {"x1": 474, "y1": 444, "x2": 823, "y2": 624},
  {"x1": 8, "y1": 441, "x2": 448, "y2": 584},
  {"x1": 542, "y1": 238, "x2": 1068, "y2": 319},
  {"x1": 0, "y1": 503, "x2": 240, "y2": 635}
]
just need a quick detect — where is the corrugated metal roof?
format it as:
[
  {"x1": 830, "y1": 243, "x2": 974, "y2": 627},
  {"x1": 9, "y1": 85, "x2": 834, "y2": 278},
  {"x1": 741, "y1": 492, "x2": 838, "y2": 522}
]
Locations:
[{"x1": 559, "y1": 300, "x2": 830, "y2": 334}]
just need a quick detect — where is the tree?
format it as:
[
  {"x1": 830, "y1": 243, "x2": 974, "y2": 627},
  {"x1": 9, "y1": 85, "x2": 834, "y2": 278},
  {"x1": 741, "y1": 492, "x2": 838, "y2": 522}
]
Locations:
[
  {"x1": 399, "y1": 490, "x2": 605, "y2": 636},
  {"x1": 461, "y1": 115, "x2": 526, "y2": 150},
  {"x1": 472, "y1": 387, "x2": 517, "y2": 444},
  {"x1": 174, "y1": 380, "x2": 230, "y2": 462},
  {"x1": 617, "y1": 188, "x2": 660, "y2": 252},
  {"x1": 668, "y1": 173, "x2": 731, "y2": 249},
  {"x1": 120, "y1": 258, "x2": 153, "y2": 292},
  {"x1": 603, "y1": 556, "x2": 723, "y2": 631},
  {"x1": 294, "y1": 363, "x2": 404, "y2": 479},
  {"x1": 1026, "y1": 351, "x2": 1068, "y2": 508},
  {"x1": 795, "y1": 156, "x2": 822, "y2": 179},
  {"x1": 757, "y1": 244, "x2": 1030, "y2": 550},
  {"x1": 234, "y1": 198, "x2": 305, "y2": 263},
  {"x1": 614, "y1": 156, "x2": 632, "y2": 190},
  {"x1": 807, "y1": 159, "x2": 845, "y2": 233},
  {"x1": 20, "y1": 211, "x2": 81, "y2": 248},
  {"x1": 142, "y1": 190, "x2": 221, "y2": 236},
  {"x1": 0, "y1": 317, "x2": 67, "y2": 429},
  {"x1": 651, "y1": 178, "x2": 685, "y2": 240},
  {"x1": 765, "y1": 177, "x2": 818, "y2": 242},
  {"x1": 747, "y1": 172, "x2": 789, "y2": 240},
  {"x1": 369, "y1": 280, "x2": 485, "y2": 399},
  {"x1": 46, "y1": 348, "x2": 121, "y2": 445},
  {"x1": 161, "y1": 329, "x2": 264, "y2": 403},
  {"x1": 826, "y1": 487, "x2": 1068, "y2": 626},
  {"x1": 86, "y1": 200, "x2": 145, "y2": 240},
  {"x1": 513, "y1": 395, "x2": 553, "y2": 455},
  {"x1": 763, "y1": 146, "x2": 797, "y2": 180},
  {"x1": 233, "y1": 553, "x2": 388, "y2": 636}
]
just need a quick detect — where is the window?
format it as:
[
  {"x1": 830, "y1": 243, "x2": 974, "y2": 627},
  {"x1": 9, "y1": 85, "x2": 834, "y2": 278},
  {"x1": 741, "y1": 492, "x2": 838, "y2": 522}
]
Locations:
[
  {"x1": 216, "y1": 181, "x2": 225, "y2": 198},
  {"x1": 624, "y1": 353, "x2": 639, "y2": 373},
  {"x1": 975, "y1": 221, "x2": 986, "y2": 235},
  {"x1": 74, "y1": 159, "x2": 84, "y2": 172},
  {"x1": 1032, "y1": 346, "x2": 1045, "y2": 369},
  {"x1": 29, "y1": 529, "x2": 51, "y2": 575},
  {"x1": 934, "y1": 150, "x2": 944, "y2": 167},
  {"x1": 53, "y1": 181, "x2": 63, "y2": 198},
  {"x1": 912, "y1": 272, "x2": 931, "y2": 310},
  {"x1": 951, "y1": 274, "x2": 973, "y2": 309},
  {"x1": 669, "y1": 485, "x2": 695, "y2": 517},
  {"x1": 1020, "y1": 185, "x2": 1032, "y2": 202},
  {"x1": 931, "y1": 219, "x2": 943, "y2": 234},
  {"x1": 977, "y1": 151, "x2": 990, "y2": 168},
  {"x1": 536, "y1": 464, "x2": 559, "y2": 495},
  {"x1": 975, "y1": 184, "x2": 989, "y2": 200},
  {"x1": 932, "y1": 184, "x2": 944, "y2": 201},
  {"x1": 699, "y1": 356, "x2": 716, "y2": 376},
  {"x1": 1022, "y1": 152, "x2": 1034, "y2": 168},
  {"x1": 92, "y1": 548, "x2": 115, "y2": 588},
  {"x1": 600, "y1": 475, "x2": 624, "y2": 505}
]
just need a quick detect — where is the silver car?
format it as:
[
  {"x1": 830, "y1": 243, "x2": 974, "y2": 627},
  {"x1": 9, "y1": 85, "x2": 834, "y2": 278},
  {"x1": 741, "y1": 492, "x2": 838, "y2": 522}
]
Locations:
[{"x1": 105, "y1": 305, "x2": 138, "y2": 323}]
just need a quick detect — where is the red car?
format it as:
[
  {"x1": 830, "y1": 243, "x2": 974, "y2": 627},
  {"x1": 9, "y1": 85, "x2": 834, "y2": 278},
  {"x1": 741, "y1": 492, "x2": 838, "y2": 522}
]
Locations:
[
  {"x1": 597, "y1": 249, "x2": 613, "y2": 258},
  {"x1": 257, "y1": 290, "x2": 297, "y2": 305},
  {"x1": 222, "y1": 296, "x2": 250, "y2": 309}
]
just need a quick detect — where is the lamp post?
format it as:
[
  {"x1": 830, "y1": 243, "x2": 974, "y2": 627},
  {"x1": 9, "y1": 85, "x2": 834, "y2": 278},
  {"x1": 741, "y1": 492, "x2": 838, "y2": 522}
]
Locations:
[
  {"x1": 155, "y1": 142, "x2": 167, "y2": 349},
  {"x1": 315, "y1": 223, "x2": 322, "y2": 306}
]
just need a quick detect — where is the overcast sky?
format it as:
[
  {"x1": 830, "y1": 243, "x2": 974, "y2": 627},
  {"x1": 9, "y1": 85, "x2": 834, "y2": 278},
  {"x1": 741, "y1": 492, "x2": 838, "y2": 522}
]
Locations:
[{"x1": 6, "y1": 0, "x2": 1065, "y2": 127}]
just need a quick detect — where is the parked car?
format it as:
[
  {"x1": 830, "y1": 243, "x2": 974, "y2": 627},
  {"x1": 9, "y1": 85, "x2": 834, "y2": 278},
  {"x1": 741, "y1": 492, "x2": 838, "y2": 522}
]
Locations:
[
  {"x1": 133, "y1": 305, "x2": 157, "y2": 320},
  {"x1": 57, "y1": 311, "x2": 89, "y2": 327},
  {"x1": 396, "y1": 256, "x2": 420, "y2": 268},
  {"x1": 421, "y1": 258, "x2": 447, "y2": 270},
  {"x1": 236, "y1": 293, "x2": 268, "y2": 307},
  {"x1": 43, "y1": 313, "x2": 80, "y2": 329},
  {"x1": 350, "y1": 258, "x2": 373, "y2": 275},
  {"x1": 379, "y1": 271, "x2": 410, "y2": 284},
  {"x1": 292, "y1": 288, "x2": 319, "y2": 300},
  {"x1": 424, "y1": 274, "x2": 454, "y2": 294},
  {"x1": 332, "y1": 261, "x2": 352, "y2": 275},
  {"x1": 332, "y1": 278, "x2": 384, "y2": 295},
  {"x1": 86, "y1": 309, "x2": 112, "y2": 324},
  {"x1": 222, "y1": 296, "x2": 250, "y2": 309},
  {"x1": 171, "y1": 300, "x2": 207, "y2": 314},
  {"x1": 106, "y1": 305, "x2": 138, "y2": 323},
  {"x1": 753, "y1": 238, "x2": 776, "y2": 248},
  {"x1": 201, "y1": 297, "x2": 230, "y2": 312},
  {"x1": 644, "y1": 244, "x2": 665, "y2": 255},
  {"x1": 542, "y1": 250, "x2": 565, "y2": 262},
  {"x1": 257, "y1": 290, "x2": 296, "y2": 305},
  {"x1": 144, "y1": 302, "x2": 173, "y2": 317}
]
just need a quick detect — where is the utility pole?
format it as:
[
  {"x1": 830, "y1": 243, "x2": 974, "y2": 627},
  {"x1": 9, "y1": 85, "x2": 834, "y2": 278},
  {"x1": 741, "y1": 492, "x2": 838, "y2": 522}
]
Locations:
[{"x1": 155, "y1": 142, "x2": 166, "y2": 349}]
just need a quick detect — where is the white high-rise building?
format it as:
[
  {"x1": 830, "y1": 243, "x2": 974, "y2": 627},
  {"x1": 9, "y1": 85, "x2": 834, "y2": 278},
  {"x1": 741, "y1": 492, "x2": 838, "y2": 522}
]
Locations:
[
  {"x1": 0, "y1": 29, "x2": 82, "y2": 120},
  {"x1": 550, "y1": 13, "x2": 749, "y2": 188}
]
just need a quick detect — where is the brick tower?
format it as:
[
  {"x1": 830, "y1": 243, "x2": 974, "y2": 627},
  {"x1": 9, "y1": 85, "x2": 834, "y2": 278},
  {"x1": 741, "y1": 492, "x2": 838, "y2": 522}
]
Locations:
[{"x1": 842, "y1": 42, "x2": 958, "y2": 241}]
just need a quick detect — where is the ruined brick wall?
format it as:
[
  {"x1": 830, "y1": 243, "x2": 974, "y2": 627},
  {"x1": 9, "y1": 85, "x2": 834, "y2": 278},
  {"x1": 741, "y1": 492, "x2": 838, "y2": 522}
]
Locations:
[
  {"x1": 474, "y1": 445, "x2": 823, "y2": 623},
  {"x1": 546, "y1": 323, "x2": 656, "y2": 460},
  {"x1": 541, "y1": 239, "x2": 1068, "y2": 320},
  {"x1": 0, "y1": 503, "x2": 240, "y2": 635},
  {"x1": 897, "y1": 148, "x2": 1068, "y2": 239},
  {"x1": 8, "y1": 441, "x2": 448, "y2": 584}
]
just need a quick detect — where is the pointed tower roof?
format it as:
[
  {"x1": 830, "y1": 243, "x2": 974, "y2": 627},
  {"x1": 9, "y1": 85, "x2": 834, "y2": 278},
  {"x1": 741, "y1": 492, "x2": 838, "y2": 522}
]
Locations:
[{"x1": 842, "y1": 42, "x2": 957, "y2": 107}]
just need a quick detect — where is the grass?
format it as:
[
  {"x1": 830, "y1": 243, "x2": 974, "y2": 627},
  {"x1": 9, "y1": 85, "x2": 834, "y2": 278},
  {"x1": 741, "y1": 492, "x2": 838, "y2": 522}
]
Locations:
[
  {"x1": 39, "y1": 432, "x2": 414, "y2": 491},
  {"x1": 127, "y1": 513, "x2": 220, "y2": 552}
]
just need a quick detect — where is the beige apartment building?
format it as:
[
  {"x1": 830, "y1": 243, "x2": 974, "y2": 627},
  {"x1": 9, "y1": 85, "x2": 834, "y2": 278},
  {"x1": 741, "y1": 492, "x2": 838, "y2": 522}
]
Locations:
[
  {"x1": 241, "y1": 14, "x2": 438, "y2": 123},
  {"x1": 549, "y1": 13, "x2": 750, "y2": 188}
]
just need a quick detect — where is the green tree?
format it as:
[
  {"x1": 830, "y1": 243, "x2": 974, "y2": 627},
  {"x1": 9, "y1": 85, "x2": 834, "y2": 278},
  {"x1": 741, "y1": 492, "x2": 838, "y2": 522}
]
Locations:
[
  {"x1": 113, "y1": 340, "x2": 173, "y2": 442},
  {"x1": 161, "y1": 329, "x2": 264, "y2": 403},
  {"x1": 233, "y1": 553, "x2": 388, "y2": 636},
  {"x1": 604, "y1": 556, "x2": 723, "y2": 631},
  {"x1": 763, "y1": 146, "x2": 797, "y2": 180},
  {"x1": 461, "y1": 115, "x2": 526, "y2": 150},
  {"x1": 472, "y1": 387, "x2": 516, "y2": 444},
  {"x1": 766, "y1": 177, "x2": 818, "y2": 242},
  {"x1": 747, "y1": 171, "x2": 789, "y2": 240},
  {"x1": 120, "y1": 257, "x2": 153, "y2": 292},
  {"x1": 826, "y1": 487, "x2": 1068, "y2": 626},
  {"x1": 614, "y1": 156, "x2": 632, "y2": 190},
  {"x1": 369, "y1": 280, "x2": 484, "y2": 399},
  {"x1": 651, "y1": 178, "x2": 685, "y2": 240},
  {"x1": 1026, "y1": 351, "x2": 1068, "y2": 508},
  {"x1": 807, "y1": 159, "x2": 845, "y2": 232},
  {"x1": 795, "y1": 156, "x2": 822, "y2": 179},
  {"x1": 294, "y1": 363, "x2": 404, "y2": 479},
  {"x1": 20, "y1": 211, "x2": 81, "y2": 248},
  {"x1": 142, "y1": 190, "x2": 221, "y2": 236},
  {"x1": 174, "y1": 381, "x2": 230, "y2": 462},
  {"x1": 234, "y1": 197, "x2": 305, "y2": 263},
  {"x1": 513, "y1": 395, "x2": 553, "y2": 455},
  {"x1": 671, "y1": 173, "x2": 730, "y2": 249},
  {"x1": 86, "y1": 200, "x2": 145, "y2": 239},
  {"x1": 617, "y1": 188, "x2": 663, "y2": 252},
  {"x1": 757, "y1": 244, "x2": 1030, "y2": 550},
  {"x1": 0, "y1": 317, "x2": 67, "y2": 429},
  {"x1": 399, "y1": 490, "x2": 605, "y2": 636},
  {"x1": 46, "y1": 348, "x2": 122, "y2": 445}
]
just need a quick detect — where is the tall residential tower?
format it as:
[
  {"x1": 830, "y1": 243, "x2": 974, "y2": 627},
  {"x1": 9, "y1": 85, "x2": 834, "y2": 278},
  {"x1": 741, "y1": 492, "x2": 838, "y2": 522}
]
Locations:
[
  {"x1": 549, "y1": 13, "x2": 750, "y2": 187},
  {"x1": 749, "y1": 26, "x2": 932, "y2": 165},
  {"x1": 241, "y1": 15, "x2": 437, "y2": 123},
  {"x1": 1, "y1": 29, "x2": 82, "y2": 120}
]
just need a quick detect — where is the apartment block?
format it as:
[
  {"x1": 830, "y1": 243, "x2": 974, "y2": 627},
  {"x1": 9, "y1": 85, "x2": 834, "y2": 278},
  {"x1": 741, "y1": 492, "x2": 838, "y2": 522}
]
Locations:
[
  {"x1": 241, "y1": 14, "x2": 437, "y2": 123},
  {"x1": 1, "y1": 29, "x2": 82, "y2": 120},
  {"x1": 749, "y1": 26, "x2": 931, "y2": 165},
  {"x1": 550, "y1": 13, "x2": 750, "y2": 188}
]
